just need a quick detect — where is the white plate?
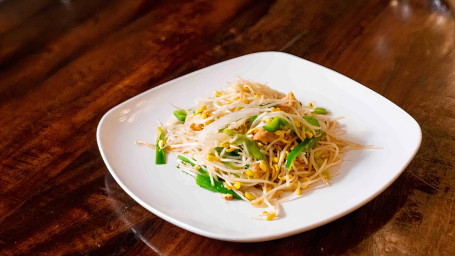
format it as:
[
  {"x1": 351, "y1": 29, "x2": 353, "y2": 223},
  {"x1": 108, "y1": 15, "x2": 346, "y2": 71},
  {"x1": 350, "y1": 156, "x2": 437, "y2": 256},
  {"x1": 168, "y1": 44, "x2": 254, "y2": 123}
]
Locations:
[{"x1": 97, "y1": 52, "x2": 421, "y2": 242}]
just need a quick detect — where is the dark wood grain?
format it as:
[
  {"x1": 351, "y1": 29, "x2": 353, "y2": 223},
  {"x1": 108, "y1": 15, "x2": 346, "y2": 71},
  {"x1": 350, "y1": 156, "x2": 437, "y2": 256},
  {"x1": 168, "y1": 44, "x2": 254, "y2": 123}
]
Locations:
[{"x1": 0, "y1": 0, "x2": 454, "y2": 255}]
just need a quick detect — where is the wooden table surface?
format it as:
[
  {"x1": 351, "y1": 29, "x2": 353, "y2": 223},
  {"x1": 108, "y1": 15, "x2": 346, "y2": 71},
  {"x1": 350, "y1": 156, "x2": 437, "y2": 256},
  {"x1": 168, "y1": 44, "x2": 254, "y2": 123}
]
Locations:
[{"x1": 1, "y1": 0, "x2": 454, "y2": 255}]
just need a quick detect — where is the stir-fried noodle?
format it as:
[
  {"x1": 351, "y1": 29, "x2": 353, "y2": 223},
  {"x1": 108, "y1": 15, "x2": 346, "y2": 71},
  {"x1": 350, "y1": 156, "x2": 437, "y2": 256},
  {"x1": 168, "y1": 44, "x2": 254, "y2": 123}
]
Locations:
[{"x1": 141, "y1": 78, "x2": 368, "y2": 221}]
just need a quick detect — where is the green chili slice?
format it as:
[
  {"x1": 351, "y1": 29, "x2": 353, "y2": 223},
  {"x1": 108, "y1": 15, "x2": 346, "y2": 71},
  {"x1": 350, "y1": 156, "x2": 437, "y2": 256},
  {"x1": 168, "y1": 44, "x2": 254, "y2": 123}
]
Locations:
[
  {"x1": 173, "y1": 109, "x2": 187, "y2": 122},
  {"x1": 177, "y1": 155, "x2": 208, "y2": 176},
  {"x1": 215, "y1": 147, "x2": 240, "y2": 157},
  {"x1": 156, "y1": 127, "x2": 166, "y2": 164},
  {"x1": 223, "y1": 129, "x2": 267, "y2": 160},
  {"x1": 303, "y1": 116, "x2": 321, "y2": 133},
  {"x1": 195, "y1": 174, "x2": 241, "y2": 199},
  {"x1": 224, "y1": 162, "x2": 242, "y2": 170},
  {"x1": 263, "y1": 117, "x2": 288, "y2": 132},
  {"x1": 285, "y1": 132, "x2": 325, "y2": 169},
  {"x1": 312, "y1": 107, "x2": 328, "y2": 115},
  {"x1": 303, "y1": 116, "x2": 320, "y2": 127},
  {"x1": 177, "y1": 155, "x2": 195, "y2": 166}
]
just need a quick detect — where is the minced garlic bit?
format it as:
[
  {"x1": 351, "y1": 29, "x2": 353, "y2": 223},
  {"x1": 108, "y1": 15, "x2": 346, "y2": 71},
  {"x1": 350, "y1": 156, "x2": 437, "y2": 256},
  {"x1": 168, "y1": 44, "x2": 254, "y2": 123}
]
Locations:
[{"x1": 221, "y1": 194, "x2": 233, "y2": 200}]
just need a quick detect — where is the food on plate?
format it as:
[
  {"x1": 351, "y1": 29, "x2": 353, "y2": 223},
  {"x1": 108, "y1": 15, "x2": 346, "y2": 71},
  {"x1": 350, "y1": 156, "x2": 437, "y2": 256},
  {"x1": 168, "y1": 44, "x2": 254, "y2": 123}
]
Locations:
[{"x1": 141, "y1": 78, "x2": 367, "y2": 220}]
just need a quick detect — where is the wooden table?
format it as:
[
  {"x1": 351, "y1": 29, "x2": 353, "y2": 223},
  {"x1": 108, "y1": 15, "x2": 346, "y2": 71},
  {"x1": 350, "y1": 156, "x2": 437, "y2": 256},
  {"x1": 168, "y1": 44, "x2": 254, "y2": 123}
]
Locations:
[{"x1": 1, "y1": 0, "x2": 454, "y2": 255}]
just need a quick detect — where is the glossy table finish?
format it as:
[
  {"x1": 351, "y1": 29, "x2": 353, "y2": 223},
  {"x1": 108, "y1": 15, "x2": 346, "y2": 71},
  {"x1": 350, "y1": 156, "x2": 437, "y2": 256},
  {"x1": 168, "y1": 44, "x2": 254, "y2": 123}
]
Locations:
[{"x1": 0, "y1": 0, "x2": 454, "y2": 255}]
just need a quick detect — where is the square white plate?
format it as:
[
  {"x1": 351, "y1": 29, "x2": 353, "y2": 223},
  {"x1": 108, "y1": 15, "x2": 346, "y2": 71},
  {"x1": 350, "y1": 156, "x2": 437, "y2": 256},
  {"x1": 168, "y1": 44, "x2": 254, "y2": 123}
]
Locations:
[{"x1": 97, "y1": 52, "x2": 421, "y2": 242}]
